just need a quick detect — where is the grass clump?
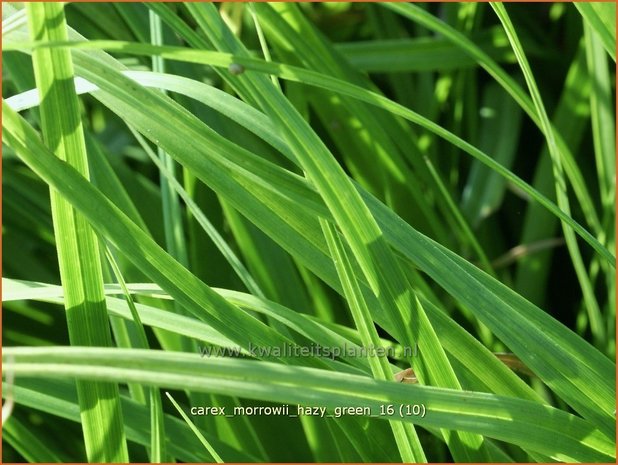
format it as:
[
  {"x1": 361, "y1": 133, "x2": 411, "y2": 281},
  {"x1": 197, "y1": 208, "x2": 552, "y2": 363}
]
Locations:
[{"x1": 2, "y1": 2, "x2": 615, "y2": 463}]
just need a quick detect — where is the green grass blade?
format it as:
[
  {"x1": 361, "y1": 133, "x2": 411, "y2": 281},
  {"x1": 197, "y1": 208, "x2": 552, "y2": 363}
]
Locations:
[
  {"x1": 514, "y1": 39, "x2": 591, "y2": 307},
  {"x1": 248, "y1": 3, "x2": 280, "y2": 90},
  {"x1": 4, "y1": 347, "x2": 615, "y2": 463},
  {"x1": 148, "y1": 9, "x2": 188, "y2": 269},
  {"x1": 24, "y1": 3, "x2": 128, "y2": 461},
  {"x1": 164, "y1": 392, "x2": 223, "y2": 463},
  {"x1": 334, "y1": 26, "x2": 517, "y2": 73},
  {"x1": 575, "y1": 2, "x2": 616, "y2": 62},
  {"x1": 491, "y1": 2, "x2": 605, "y2": 348},
  {"x1": 461, "y1": 83, "x2": 522, "y2": 228},
  {"x1": 321, "y1": 219, "x2": 425, "y2": 462},
  {"x1": 105, "y1": 250, "x2": 166, "y2": 462},
  {"x1": 584, "y1": 20, "x2": 616, "y2": 214}
]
